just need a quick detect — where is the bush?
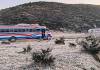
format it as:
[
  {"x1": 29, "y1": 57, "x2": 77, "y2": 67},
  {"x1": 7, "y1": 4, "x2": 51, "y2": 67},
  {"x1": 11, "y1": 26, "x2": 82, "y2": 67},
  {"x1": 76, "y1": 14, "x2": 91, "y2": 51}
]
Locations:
[
  {"x1": 32, "y1": 48, "x2": 55, "y2": 66},
  {"x1": 26, "y1": 45, "x2": 32, "y2": 52},
  {"x1": 81, "y1": 36, "x2": 100, "y2": 54},
  {"x1": 18, "y1": 45, "x2": 32, "y2": 54},
  {"x1": 55, "y1": 37, "x2": 65, "y2": 44},
  {"x1": 80, "y1": 36, "x2": 100, "y2": 62},
  {"x1": 69, "y1": 43, "x2": 76, "y2": 47}
]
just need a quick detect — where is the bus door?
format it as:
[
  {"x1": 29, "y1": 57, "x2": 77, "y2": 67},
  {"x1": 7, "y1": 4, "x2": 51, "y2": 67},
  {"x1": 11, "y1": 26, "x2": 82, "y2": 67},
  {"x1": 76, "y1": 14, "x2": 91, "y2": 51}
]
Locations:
[{"x1": 41, "y1": 29, "x2": 45, "y2": 39}]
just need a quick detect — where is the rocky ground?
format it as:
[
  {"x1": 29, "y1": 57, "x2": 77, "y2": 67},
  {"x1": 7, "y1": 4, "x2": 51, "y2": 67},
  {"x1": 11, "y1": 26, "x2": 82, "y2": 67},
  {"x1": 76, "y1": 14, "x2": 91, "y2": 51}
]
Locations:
[{"x1": 0, "y1": 32, "x2": 100, "y2": 70}]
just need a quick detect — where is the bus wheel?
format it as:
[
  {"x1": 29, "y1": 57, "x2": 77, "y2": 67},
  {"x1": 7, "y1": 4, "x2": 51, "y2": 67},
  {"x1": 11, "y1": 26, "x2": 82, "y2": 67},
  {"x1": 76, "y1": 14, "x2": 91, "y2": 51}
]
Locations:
[{"x1": 8, "y1": 36, "x2": 16, "y2": 42}]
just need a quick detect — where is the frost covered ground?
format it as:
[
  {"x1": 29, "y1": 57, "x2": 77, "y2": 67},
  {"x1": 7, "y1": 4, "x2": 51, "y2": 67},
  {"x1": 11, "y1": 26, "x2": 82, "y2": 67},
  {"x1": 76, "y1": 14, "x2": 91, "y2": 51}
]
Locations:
[{"x1": 0, "y1": 32, "x2": 100, "y2": 70}]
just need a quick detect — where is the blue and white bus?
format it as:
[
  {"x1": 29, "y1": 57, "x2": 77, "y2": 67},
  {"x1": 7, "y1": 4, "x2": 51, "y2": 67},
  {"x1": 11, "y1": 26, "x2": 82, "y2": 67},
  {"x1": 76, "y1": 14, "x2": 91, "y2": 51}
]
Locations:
[{"x1": 0, "y1": 24, "x2": 52, "y2": 42}]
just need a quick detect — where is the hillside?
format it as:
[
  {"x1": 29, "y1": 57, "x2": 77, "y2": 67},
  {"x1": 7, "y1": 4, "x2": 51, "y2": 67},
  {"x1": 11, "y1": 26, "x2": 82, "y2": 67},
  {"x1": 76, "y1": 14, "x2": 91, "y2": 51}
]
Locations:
[{"x1": 0, "y1": 2, "x2": 100, "y2": 32}]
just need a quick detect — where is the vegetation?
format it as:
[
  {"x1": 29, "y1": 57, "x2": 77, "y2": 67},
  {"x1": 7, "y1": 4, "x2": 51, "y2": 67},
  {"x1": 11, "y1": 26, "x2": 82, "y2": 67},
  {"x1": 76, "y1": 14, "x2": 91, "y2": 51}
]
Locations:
[
  {"x1": 26, "y1": 45, "x2": 32, "y2": 52},
  {"x1": 80, "y1": 36, "x2": 100, "y2": 62},
  {"x1": 18, "y1": 45, "x2": 32, "y2": 54},
  {"x1": 32, "y1": 48, "x2": 55, "y2": 66},
  {"x1": 1, "y1": 2, "x2": 100, "y2": 32},
  {"x1": 69, "y1": 42, "x2": 76, "y2": 47},
  {"x1": 55, "y1": 37, "x2": 65, "y2": 44}
]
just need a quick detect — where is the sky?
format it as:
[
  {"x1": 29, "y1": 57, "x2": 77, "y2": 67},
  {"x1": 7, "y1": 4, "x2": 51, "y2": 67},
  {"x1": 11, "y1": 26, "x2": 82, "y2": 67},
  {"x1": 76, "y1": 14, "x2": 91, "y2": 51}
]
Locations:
[{"x1": 0, "y1": 0, "x2": 100, "y2": 10}]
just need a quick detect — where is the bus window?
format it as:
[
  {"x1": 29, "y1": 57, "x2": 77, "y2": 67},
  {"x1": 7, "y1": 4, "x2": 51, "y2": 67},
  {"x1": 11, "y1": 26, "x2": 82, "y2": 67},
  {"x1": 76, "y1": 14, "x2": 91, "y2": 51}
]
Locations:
[
  {"x1": 14, "y1": 29, "x2": 18, "y2": 32},
  {"x1": 21, "y1": 29, "x2": 25, "y2": 32},
  {"x1": 25, "y1": 29, "x2": 29, "y2": 32},
  {"x1": 9, "y1": 29, "x2": 13, "y2": 32},
  {"x1": 25, "y1": 29, "x2": 35, "y2": 32},
  {"x1": 35, "y1": 29, "x2": 41, "y2": 32},
  {"x1": 0, "y1": 29, "x2": 10, "y2": 32},
  {"x1": 32, "y1": 29, "x2": 35, "y2": 32},
  {"x1": 5, "y1": 29, "x2": 9, "y2": 32},
  {"x1": 0, "y1": 29, "x2": 5, "y2": 32},
  {"x1": 18, "y1": 29, "x2": 24, "y2": 32},
  {"x1": 29, "y1": 29, "x2": 32, "y2": 32},
  {"x1": 13, "y1": 29, "x2": 25, "y2": 32},
  {"x1": 19, "y1": 29, "x2": 25, "y2": 32},
  {"x1": 46, "y1": 28, "x2": 49, "y2": 31},
  {"x1": 28, "y1": 29, "x2": 35, "y2": 32}
]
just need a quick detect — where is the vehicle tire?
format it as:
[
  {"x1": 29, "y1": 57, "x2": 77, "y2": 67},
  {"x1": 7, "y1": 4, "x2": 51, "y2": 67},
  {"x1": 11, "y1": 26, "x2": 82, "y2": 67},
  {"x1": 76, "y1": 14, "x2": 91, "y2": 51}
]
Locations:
[{"x1": 8, "y1": 36, "x2": 16, "y2": 42}]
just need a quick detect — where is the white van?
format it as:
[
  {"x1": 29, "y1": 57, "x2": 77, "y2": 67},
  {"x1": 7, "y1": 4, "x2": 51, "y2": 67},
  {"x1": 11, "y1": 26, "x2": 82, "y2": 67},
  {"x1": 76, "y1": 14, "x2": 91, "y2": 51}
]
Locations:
[{"x1": 88, "y1": 28, "x2": 100, "y2": 38}]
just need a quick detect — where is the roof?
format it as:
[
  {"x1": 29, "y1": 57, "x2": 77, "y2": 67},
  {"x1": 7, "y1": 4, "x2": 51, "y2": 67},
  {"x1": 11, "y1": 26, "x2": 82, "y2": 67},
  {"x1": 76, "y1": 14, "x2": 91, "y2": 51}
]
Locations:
[{"x1": 0, "y1": 24, "x2": 46, "y2": 29}]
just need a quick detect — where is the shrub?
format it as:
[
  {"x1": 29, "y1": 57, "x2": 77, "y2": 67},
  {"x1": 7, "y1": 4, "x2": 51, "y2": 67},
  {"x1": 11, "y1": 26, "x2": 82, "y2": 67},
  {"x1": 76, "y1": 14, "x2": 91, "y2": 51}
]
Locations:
[
  {"x1": 69, "y1": 43, "x2": 76, "y2": 47},
  {"x1": 32, "y1": 48, "x2": 55, "y2": 66},
  {"x1": 80, "y1": 36, "x2": 100, "y2": 62},
  {"x1": 81, "y1": 36, "x2": 100, "y2": 54},
  {"x1": 55, "y1": 37, "x2": 65, "y2": 44},
  {"x1": 18, "y1": 45, "x2": 32, "y2": 54},
  {"x1": 26, "y1": 45, "x2": 32, "y2": 52}
]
